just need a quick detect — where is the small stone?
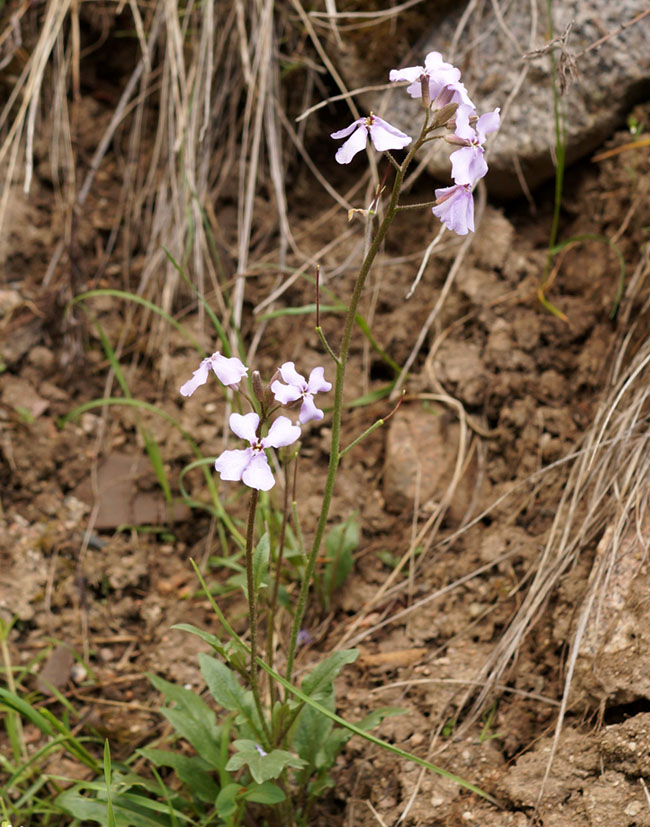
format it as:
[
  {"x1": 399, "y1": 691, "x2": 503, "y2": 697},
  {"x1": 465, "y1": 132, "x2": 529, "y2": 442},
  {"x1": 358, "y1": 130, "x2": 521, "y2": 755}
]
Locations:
[{"x1": 27, "y1": 346, "x2": 55, "y2": 370}]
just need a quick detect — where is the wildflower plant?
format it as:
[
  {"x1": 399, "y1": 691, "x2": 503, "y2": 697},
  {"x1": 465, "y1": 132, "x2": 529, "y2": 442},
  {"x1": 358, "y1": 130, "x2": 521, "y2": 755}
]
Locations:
[
  {"x1": 43, "y1": 49, "x2": 499, "y2": 825},
  {"x1": 157, "y1": 48, "x2": 499, "y2": 823}
]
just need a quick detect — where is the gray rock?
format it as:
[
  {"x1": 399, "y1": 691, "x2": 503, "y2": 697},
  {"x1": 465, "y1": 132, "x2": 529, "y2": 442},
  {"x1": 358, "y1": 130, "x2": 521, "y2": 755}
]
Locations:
[
  {"x1": 373, "y1": 0, "x2": 650, "y2": 196},
  {"x1": 383, "y1": 403, "x2": 482, "y2": 523}
]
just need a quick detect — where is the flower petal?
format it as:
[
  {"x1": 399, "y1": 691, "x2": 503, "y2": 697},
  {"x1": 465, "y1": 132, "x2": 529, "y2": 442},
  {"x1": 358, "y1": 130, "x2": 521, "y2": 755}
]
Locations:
[
  {"x1": 423, "y1": 51, "x2": 461, "y2": 84},
  {"x1": 242, "y1": 453, "x2": 275, "y2": 491},
  {"x1": 262, "y1": 415, "x2": 301, "y2": 449},
  {"x1": 476, "y1": 108, "x2": 500, "y2": 143},
  {"x1": 368, "y1": 116, "x2": 412, "y2": 152},
  {"x1": 334, "y1": 124, "x2": 369, "y2": 164},
  {"x1": 453, "y1": 103, "x2": 476, "y2": 142},
  {"x1": 388, "y1": 65, "x2": 425, "y2": 84},
  {"x1": 299, "y1": 396, "x2": 324, "y2": 424},
  {"x1": 432, "y1": 184, "x2": 474, "y2": 235},
  {"x1": 229, "y1": 412, "x2": 259, "y2": 444},
  {"x1": 271, "y1": 380, "x2": 302, "y2": 406},
  {"x1": 330, "y1": 119, "x2": 363, "y2": 140},
  {"x1": 211, "y1": 353, "x2": 248, "y2": 387},
  {"x1": 446, "y1": 80, "x2": 474, "y2": 109},
  {"x1": 306, "y1": 366, "x2": 332, "y2": 394},
  {"x1": 180, "y1": 360, "x2": 210, "y2": 397},
  {"x1": 450, "y1": 146, "x2": 487, "y2": 186},
  {"x1": 278, "y1": 361, "x2": 306, "y2": 387},
  {"x1": 215, "y1": 448, "x2": 252, "y2": 482}
]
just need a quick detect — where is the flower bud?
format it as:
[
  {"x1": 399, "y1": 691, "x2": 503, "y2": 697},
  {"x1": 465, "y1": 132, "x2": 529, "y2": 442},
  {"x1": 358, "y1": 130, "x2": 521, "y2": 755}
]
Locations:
[
  {"x1": 251, "y1": 370, "x2": 265, "y2": 403},
  {"x1": 264, "y1": 370, "x2": 280, "y2": 409},
  {"x1": 420, "y1": 75, "x2": 431, "y2": 109},
  {"x1": 433, "y1": 101, "x2": 459, "y2": 128}
]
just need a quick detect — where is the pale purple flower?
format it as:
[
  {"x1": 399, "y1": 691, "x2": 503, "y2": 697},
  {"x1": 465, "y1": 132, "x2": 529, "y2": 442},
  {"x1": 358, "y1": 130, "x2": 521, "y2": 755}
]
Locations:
[
  {"x1": 331, "y1": 113, "x2": 411, "y2": 165},
  {"x1": 271, "y1": 362, "x2": 332, "y2": 424},
  {"x1": 180, "y1": 351, "x2": 248, "y2": 397},
  {"x1": 214, "y1": 412, "x2": 301, "y2": 491},
  {"x1": 389, "y1": 51, "x2": 474, "y2": 108},
  {"x1": 432, "y1": 183, "x2": 475, "y2": 235},
  {"x1": 296, "y1": 628, "x2": 312, "y2": 648},
  {"x1": 448, "y1": 104, "x2": 500, "y2": 186}
]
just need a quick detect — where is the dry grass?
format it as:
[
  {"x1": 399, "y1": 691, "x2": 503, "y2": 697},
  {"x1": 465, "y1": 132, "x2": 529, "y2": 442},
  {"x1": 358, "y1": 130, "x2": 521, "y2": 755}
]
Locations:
[{"x1": 0, "y1": 0, "x2": 359, "y2": 359}]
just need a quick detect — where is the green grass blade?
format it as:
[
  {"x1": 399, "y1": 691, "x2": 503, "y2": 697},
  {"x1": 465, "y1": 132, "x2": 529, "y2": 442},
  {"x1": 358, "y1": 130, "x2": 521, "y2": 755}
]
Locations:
[{"x1": 69, "y1": 289, "x2": 206, "y2": 355}]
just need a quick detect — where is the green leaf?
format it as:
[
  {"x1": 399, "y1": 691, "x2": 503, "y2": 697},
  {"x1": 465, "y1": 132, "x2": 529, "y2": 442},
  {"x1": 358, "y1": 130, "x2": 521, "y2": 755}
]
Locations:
[
  {"x1": 104, "y1": 741, "x2": 116, "y2": 827},
  {"x1": 301, "y1": 649, "x2": 359, "y2": 703},
  {"x1": 215, "y1": 782, "x2": 240, "y2": 818},
  {"x1": 170, "y1": 623, "x2": 227, "y2": 657},
  {"x1": 138, "y1": 749, "x2": 220, "y2": 803},
  {"x1": 356, "y1": 706, "x2": 404, "y2": 732},
  {"x1": 243, "y1": 781, "x2": 285, "y2": 804},
  {"x1": 56, "y1": 787, "x2": 187, "y2": 826},
  {"x1": 254, "y1": 660, "x2": 499, "y2": 805},
  {"x1": 148, "y1": 674, "x2": 223, "y2": 770},
  {"x1": 293, "y1": 700, "x2": 334, "y2": 770},
  {"x1": 253, "y1": 532, "x2": 270, "y2": 596},
  {"x1": 320, "y1": 515, "x2": 358, "y2": 608},
  {"x1": 225, "y1": 740, "x2": 305, "y2": 785},
  {"x1": 198, "y1": 654, "x2": 247, "y2": 712}
]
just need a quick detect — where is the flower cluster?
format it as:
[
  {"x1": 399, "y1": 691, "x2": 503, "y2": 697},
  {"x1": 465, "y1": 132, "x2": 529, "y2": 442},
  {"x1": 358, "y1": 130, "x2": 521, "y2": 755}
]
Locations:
[
  {"x1": 180, "y1": 353, "x2": 331, "y2": 491},
  {"x1": 331, "y1": 50, "x2": 500, "y2": 236}
]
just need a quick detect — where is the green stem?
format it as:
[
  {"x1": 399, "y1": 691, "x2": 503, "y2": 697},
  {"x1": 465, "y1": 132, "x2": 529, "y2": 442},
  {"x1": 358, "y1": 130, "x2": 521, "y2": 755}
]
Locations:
[
  {"x1": 316, "y1": 325, "x2": 340, "y2": 365},
  {"x1": 266, "y1": 462, "x2": 292, "y2": 714},
  {"x1": 396, "y1": 200, "x2": 438, "y2": 211},
  {"x1": 244, "y1": 488, "x2": 268, "y2": 743},
  {"x1": 338, "y1": 418, "x2": 386, "y2": 460},
  {"x1": 285, "y1": 114, "x2": 432, "y2": 682}
]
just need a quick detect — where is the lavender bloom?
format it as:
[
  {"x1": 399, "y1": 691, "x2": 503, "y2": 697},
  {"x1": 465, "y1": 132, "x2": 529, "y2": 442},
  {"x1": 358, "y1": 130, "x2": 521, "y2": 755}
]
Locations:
[
  {"x1": 296, "y1": 628, "x2": 312, "y2": 648},
  {"x1": 448, "y1": 104, "x2": 500, "y2": 185},
  {"x1": 271, "y1": 362, "x2": 332, "y2": 424},
  {"x1": 331, "y1": 113, "x2": 411, "y2": 165},
  {"x1": 180, "y1": 351, "x2": 248, "y2": 396},
  {"x1": 432, "y1": 183, "x2": 475, "y2": 235},
  {"x1": 215, "y1": 412, "x2": 300, "y2": 491},
  {"x1": 389, "y1": 51, "x2": 474, "y2": 108}
]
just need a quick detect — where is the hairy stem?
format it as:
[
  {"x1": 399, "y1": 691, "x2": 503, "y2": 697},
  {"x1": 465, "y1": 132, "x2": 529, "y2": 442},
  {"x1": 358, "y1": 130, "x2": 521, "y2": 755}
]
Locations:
[{"x1": 244, "y1": 487, "x2": 268, "y2": 741}]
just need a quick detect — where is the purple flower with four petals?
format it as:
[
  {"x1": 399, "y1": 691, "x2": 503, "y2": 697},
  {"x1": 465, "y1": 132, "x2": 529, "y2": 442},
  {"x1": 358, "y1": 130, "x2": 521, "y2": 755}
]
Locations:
[
  {"x1": 214, "y1": 412, "x2": 301, "y2": 491},
  {"x1": 271, "y1": 362, "x2": 332, "y2": 424},
  {"x1": 389, "y1": 51, "x2": 474, "y2": 108},
  {"x1": 331, "y1": 113, "x2": 411, "y2": 165},
  {"x1": 432, "y1": 183, "x2": 475, "y2": 236},
  {"x1": 180, "y1": 351, "x2": 248, "y2": 397},
  {"x1": 448, "y1": 104, "x2": 501, "y2": 186}
]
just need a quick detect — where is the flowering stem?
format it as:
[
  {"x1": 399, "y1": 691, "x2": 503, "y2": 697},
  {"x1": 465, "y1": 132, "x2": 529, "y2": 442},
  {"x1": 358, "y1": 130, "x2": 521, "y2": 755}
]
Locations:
[
  {"x1": 266, "y1": 462, "x2": 292, "y2": 710},
  {"x1": 244, "y1": 487, "x2": 268, "y2": 741},
  {"x1": 285, "y1": 114, "x2": 432, "y2": 682}
]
